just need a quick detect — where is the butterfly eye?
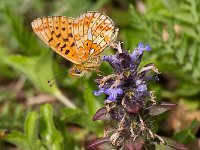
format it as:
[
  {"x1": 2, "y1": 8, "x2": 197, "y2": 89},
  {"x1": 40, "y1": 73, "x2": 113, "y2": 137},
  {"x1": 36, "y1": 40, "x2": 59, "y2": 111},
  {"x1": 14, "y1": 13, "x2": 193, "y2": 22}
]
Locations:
[
  {"x1": 74, "y1": 68, "x2": 82, "y2": 74},
  {"x1": 69, "y1": 66, "x2": 83, "y2": 77}
]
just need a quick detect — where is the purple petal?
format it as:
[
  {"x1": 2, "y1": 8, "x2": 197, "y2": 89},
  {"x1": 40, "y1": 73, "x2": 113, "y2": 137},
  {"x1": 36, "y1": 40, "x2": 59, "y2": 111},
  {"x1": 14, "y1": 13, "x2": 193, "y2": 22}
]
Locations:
[
  {"x1": 138, "y1": 42, "x2": 144, "y2": 49},
  {"x1": 103, "y1": 55, "x2": 117, "y2": 63},
  {"x1": 115, "y1": 88, "x2": 123, "y2": 94},
  {"x1": 137, "y1": 84, "x2": 147, "y2": 92},
  {"x1": 93, "y1": 88, "x2": 104, "y2": 96},
  {"x1": 107, "y1": 93, "x2": 117, "y2": 101},
  {"x1": 137, "y1": 42, "x2": 145, "y2": 54},
  {"x1": 135, "y1": 42, "x2": 151, "y2": 55},
  {"x1": 145, "y1": 44, "x2": 151, "y2": 51},
  {"x1": 131, "y1": 51, "x2": 138, "y2": 60},
  {"x1": 135, "y1": 80, "x2": 142, "y2": 86},
  {"x1": 105, "y1": 88, "x2": 123, "y2": 101}
]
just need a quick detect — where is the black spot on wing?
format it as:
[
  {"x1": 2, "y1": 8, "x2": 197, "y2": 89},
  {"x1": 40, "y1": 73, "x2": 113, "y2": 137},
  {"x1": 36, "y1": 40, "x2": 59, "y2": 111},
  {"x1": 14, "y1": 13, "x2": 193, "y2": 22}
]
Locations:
[
  {"x1": 65, "y1": 50, "x2": 70, "y2": 55},
  {"x1": 60, "y1": 44, "x2": 66, "y2": 51},
  {"x1": 56, "y1": 43, "x2": 60, "y2": 47},
  {"x1": 71, "y1": 42, "x2": 75, "y2": 47},
  {"x1": 56, "y1": 34, "x2": 61, "y2": 38},
  {"x1": 68, "y1": 33, "x2": 73, "y2": 37},
  {"x1": 48, "y1": 37, "x2": 53, "y2": 42}
]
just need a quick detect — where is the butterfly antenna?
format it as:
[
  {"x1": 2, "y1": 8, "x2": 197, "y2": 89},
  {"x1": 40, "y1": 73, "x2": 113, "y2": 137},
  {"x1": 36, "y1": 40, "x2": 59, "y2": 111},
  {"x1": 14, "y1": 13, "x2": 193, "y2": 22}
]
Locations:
[{"x1": 47, "y1": 71, "x2": 68, "y2": 87}]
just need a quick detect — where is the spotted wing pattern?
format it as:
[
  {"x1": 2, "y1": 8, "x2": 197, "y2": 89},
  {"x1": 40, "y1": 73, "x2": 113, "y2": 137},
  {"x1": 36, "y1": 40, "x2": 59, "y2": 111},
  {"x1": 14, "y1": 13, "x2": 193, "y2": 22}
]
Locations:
[
  {"x1": 31, "y1": 12, "x2": 118, "y2": 65},
  {"x1": 31, "y1": 16, "x2": 82, "y2": 64}
]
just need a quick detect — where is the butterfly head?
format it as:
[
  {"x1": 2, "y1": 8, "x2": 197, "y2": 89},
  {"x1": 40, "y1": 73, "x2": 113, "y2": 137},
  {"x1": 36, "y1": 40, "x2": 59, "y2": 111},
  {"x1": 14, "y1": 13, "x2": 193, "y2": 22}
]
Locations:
[{"x1": 69, "y1": 65, "x2": 85, "y2": 77}]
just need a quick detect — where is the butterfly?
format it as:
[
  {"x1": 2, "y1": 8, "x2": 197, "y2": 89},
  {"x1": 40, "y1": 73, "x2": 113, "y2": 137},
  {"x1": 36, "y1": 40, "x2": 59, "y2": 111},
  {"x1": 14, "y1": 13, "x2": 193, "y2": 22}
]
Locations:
[{"x1": 31, "y1": 11, "x2": 118, "y2": 77}]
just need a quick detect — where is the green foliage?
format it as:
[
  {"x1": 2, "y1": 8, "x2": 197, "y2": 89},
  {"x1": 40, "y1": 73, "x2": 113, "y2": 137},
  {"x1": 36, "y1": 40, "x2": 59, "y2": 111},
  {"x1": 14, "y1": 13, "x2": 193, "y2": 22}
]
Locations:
[
  {"x1": 4, "y1": 104, "x2": 63, "y2": 150},
  {"x1": 122, "y1": 0, "x2": 200, "y2": 99},
  {"x1": 0, "y1": 0, "x2": 199, "y2": 149},
  {"x1": 173, "y1": 120, "x2": 199, "y2": 143}
]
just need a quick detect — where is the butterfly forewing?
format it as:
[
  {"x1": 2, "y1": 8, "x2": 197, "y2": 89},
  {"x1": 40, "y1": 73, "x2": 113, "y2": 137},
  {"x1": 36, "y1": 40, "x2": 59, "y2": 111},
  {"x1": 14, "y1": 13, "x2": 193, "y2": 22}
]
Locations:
[{"x1": 31, "y1": 16, "x2": 82, "y2": 64}]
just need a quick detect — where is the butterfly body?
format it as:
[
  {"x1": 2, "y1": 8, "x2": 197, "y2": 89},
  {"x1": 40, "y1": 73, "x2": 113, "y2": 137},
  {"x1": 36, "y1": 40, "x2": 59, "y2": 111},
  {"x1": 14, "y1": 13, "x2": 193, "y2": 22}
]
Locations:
[{"x1": 31, "y1": 11, "x2": 118, "y2": 76}]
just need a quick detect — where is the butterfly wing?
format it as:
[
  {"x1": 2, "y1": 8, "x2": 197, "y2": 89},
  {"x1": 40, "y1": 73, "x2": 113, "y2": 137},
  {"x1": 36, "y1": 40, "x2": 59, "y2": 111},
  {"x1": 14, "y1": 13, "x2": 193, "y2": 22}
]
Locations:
[
  {"x1": 31, "y1": 16, "x2": 83, "y2": 64},
  {"x1": 72, "y1": 12, "x2": 118, "y2": 61}
]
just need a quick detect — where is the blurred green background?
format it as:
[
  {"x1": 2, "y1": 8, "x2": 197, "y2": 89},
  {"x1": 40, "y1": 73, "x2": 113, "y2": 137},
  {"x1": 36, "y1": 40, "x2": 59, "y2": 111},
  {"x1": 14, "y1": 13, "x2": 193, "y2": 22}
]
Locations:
[{"x1": 0, "y1": 0, "x2": 199, "y2": 149}]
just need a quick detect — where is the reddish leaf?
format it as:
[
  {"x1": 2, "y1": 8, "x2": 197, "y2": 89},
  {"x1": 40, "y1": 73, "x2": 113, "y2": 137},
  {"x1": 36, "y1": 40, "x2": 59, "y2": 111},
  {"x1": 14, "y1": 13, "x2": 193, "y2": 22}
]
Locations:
[
  {"x1": 160, "y1": 102, "x2": 177, "y2": 109},
  {"x1": 93, "y1": 107, "x2": 110, "y2": 121},
  {"x1": 125, "y1": 102, "x2": 140, "y2": 114},
  {"x1": 125, "y1": 138, "x2": 145, "y2": 150},
  {"x1": 149, "y1": 102, "x2": 176, "y2": 116},
  {"x1": 87, "y1": 138, "x2": 114, "y2": 150}
]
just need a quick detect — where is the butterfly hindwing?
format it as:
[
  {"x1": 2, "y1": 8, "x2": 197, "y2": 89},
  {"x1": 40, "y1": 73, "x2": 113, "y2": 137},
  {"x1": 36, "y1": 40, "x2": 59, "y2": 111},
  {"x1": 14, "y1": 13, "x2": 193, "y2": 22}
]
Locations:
[{"x1": 71, "y1": 12, "x2": 117, "y2": 61}]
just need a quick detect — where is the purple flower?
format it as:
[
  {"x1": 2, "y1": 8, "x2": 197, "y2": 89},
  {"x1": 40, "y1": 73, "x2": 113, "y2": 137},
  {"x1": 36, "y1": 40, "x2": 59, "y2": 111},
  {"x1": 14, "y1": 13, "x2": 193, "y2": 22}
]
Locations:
[
  {"x1": 145, "y1": 44, "x2": 151, "y2": 51},
  {"x1": 131, "y1": 42, "x2": 151, "y2": 61},
  {"x1": 89, "y1": 42, "x2": 185, "y2": 150},
  {"x1": 94, "y1": 87, "x2": 123, "y2": 102},
  {"x1": 103, "y1": 55, "x2": 116, "y2": 62},
  {"x1": 104, "y1": 88, "x2": 123, "y2": 102},
  {"x1": 93, "y1": 87, "x2": 104, "y2": 96},
  {"x1": 103, "y1": 55, "x2": 121, "y2": 71},
  {"x1": 135, "y1": 80, "x2": 142, "y2": 86},
  {"x1": 137, "y1": 42, "x2": 151, "y2": 53},
  {"x1": 137, "y1": 84, "x2": 147, "y2": 92}
]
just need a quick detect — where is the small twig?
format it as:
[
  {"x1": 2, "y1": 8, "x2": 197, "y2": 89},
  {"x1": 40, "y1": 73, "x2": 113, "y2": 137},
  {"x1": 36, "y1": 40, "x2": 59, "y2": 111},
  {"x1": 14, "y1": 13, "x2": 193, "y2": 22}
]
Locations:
[
  {"x1": 118, "y1": 113, "x2": 127, "y2": 132},
  {"x1": 148, "y1": 129, "x2": 154, "y2": 139},
  {"x1": 153, "y1": 133, "x2": 165, "y2": 144},
  {"x1": 110, "y1": 132, "x2": 120, "y2": 145},
  {"x1": 149, "y1": 91, "x2": 157, "y2": 104},
  {"x1": 138, "y1": 113, "x2": 146, "y2": 131},
  {"x1": 130, "y1": 122, "x2": 137, "y2": 138}
]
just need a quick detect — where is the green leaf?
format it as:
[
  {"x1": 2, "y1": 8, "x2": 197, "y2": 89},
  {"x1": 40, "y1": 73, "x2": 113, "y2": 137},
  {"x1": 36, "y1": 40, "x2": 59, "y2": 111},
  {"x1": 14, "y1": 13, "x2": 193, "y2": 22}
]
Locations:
[
  {"x1": 61, "y1": 108, "x2": 103, "y2": 135},
  {"x1": 1, "y1": 47, "x2": 75, "y2": 107},
  {"x1": 4, "y1": 131, "x2": 29, "y2": 150},
  {"x1": 155, "y1": 144, "x2": 173, "y2": 150},
  {"x1": 24, "y1": 111, "x2": 40, "y2": 150},
  {"x1": 35, "y1": 49, "x2": 76, "y2": 108},
  {"x1": 83, "y1": 82, "x2": 101, "y2": 117},
  {"x1": 61, "y1": 108, "x2": 82, "y2": 120},
  {"x1": 40, "y1": 103, "x2": 63, "y2": 150},
  {"x1": 35, "y1": 49, "x2": 57, "y2": 93},
  {"x1": 52, "y1": 0, "x2": 92, "y2": 17},
  {"x1": 174, "y1": 36, "x2": 187, "y2": 65},
  {"x1": 90, "y1": 0, "x2": 110, "y2": 11},
  {"x1": 173, "y1": 120, "x2": 199, "y2": 143},
  {"x1": 3, "y1": 54, "x2": 39, "y2": 88},
  {"x1": 161, "y1": 137, "x2": 188, "y2": 150},
  {"x1": 4, "y1": 7, "x2": 40, "y2": 55}
]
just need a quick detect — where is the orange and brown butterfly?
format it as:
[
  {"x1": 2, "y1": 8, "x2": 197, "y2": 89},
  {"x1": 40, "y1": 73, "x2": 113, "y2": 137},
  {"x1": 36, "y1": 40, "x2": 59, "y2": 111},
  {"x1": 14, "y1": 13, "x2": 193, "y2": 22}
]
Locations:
[{"x1": 31, "y1": 11, "x2": 118, "y2": 77}]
